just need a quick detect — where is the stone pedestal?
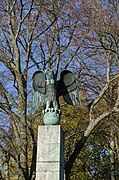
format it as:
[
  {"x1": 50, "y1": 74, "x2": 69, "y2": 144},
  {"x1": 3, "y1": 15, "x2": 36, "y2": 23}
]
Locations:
[{"x1": 36, "y1": 125, "x2": 64, "y2": 180}]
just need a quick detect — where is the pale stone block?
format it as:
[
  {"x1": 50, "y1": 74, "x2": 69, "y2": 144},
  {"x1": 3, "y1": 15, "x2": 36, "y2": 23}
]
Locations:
[
  {"x1": 37, "y1": 146, "x2": 64, "y2": 162},
  {"x1": 36, "y1": 125, "x2": 64, "y2": 180},
  {"x1": 37, "y1": 143, "x2": 62, "y2": 162},
  {"x1": 36, "y1": 172, "x2": 59, "y2": 180},
  {"x1": 37, "y1": 125, "x2": 64, "y2": 144},
  {"x1": 36, "y1": 162, "x2": 60, "y2": 172}
]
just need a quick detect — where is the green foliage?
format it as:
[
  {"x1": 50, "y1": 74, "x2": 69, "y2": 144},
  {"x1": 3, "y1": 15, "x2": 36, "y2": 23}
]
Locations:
[{"x1": 60, "y1": 97, "x2": 119, "y2": 179}]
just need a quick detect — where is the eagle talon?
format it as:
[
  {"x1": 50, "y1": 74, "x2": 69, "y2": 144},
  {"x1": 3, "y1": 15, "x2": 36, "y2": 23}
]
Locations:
[
  {"x1": 44, "y1": 109, "x2": 48, "y2": 113},
  {"x1": 58, "y1": 110, "x2": 61, "y2": 114},
  {"x1": 49, "y1": 108, "x2": 52, "y2": 112},
  {"x1": 56, "y1": 109, "x2": 60, "y2": 114},
  {"x1": 51, "y1": 108, "x2": 54, "y2": 112}
]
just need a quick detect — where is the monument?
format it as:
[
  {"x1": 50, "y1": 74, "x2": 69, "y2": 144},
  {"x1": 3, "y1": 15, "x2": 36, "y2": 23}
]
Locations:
[{"x1": 32, "y1": 69, "x2": 80, "y2": 179}]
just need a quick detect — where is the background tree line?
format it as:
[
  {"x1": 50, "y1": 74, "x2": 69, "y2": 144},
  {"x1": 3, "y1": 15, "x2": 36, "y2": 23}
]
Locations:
[{"x1": 0, "y1": 0, "x2": 119, "y2": 179}]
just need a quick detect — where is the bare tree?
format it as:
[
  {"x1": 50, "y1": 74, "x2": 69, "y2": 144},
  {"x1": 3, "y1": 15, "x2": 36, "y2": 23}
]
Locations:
[{"x1": 0, "y1": 0, "x2": 119, "y2": 179}]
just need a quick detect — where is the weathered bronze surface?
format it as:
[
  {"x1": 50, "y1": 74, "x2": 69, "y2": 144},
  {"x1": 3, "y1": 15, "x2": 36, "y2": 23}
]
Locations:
[{"x1": 32, "y1": 69, "x2": 80, "y2": 124}]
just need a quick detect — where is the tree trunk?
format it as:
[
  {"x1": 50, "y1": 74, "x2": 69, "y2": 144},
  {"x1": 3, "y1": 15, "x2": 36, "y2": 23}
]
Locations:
[
  {"x1": 65, "y1": 173, "x2": 70, "y2": 180},
  {"x1": 65, "y1": 135, "x2": 87, "y2": 179},
  {"x1": 17, "y1": 74, "x2": 28, "y2": 180},
  {"x1": 110, "y1": 125, "x2": 115, "y2": 180},
  {"x1": 5, "y1": 152, "x2": 10, "y2": 180}
]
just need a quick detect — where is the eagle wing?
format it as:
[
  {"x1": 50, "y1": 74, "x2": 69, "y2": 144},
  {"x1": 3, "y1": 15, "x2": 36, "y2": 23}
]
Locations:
[
  {"x1": 57, "y1": 70, "x2": 80, "y2": 106},
  {"x1": 32, "y1": 70, "x2": 46, "y2": 108}
]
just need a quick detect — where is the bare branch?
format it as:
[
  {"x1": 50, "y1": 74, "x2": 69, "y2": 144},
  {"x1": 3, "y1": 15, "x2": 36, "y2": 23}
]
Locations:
[
  {"x1": 32, "y1": 17, "x2": 57, "y2": 41},
  {"x1": 89, "y1": 74, "x2": 119, "y2": 120},
  {"x1": 0, "y1": 83, "x2": 18, "y2": 108},
  {"x1": 15, "y1": 0, "x2": 34, "y2": 39}
]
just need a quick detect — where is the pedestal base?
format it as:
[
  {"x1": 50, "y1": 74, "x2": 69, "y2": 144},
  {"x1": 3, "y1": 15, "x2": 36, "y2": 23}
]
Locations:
[{"x1": 36, "y1": 125, "x2": 64, "y2": 180}]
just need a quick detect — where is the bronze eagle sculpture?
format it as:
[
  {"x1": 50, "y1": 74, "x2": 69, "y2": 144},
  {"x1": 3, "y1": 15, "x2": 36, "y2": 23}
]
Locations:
[{"x1": 32, "y1": 69, "x2": 80, "y2": 124}]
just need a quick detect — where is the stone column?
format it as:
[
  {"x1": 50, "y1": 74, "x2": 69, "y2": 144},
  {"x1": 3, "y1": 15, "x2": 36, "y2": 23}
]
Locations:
[{"x1": 36, "y1": 125, "x2": 64, "y2": 180}]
